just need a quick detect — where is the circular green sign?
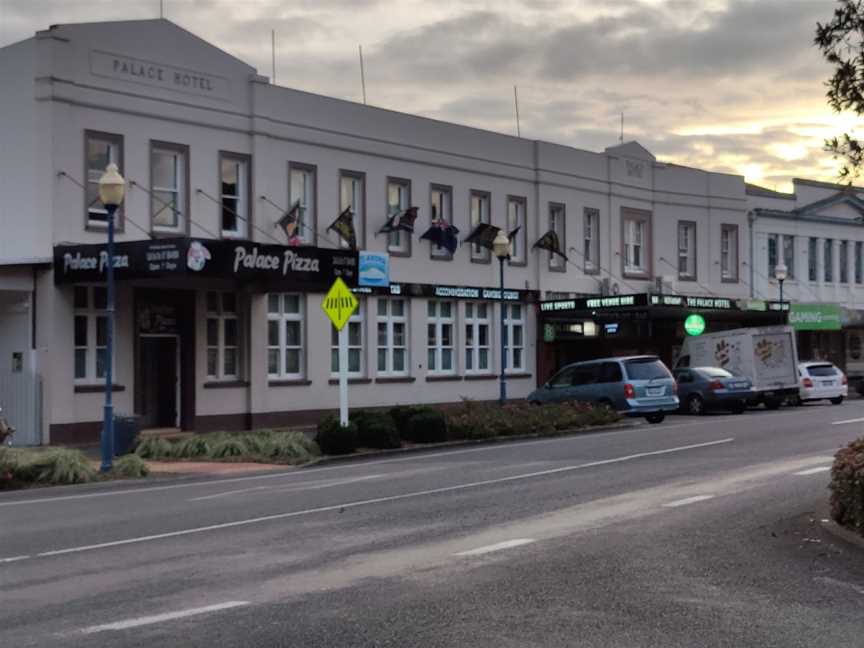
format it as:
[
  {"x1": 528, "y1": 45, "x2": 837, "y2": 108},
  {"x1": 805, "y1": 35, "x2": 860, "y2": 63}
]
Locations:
[{"x1": 684, "y1": 314, "x2": 706, "y2": 336}]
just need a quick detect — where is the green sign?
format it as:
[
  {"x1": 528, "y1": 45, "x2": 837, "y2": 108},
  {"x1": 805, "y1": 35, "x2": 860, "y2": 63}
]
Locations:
[
  {"x1": 543, "y1": 323, "x2": 556, "y2": 342},
  {"x1": 684, "y1": 313, "x2": 706, "y2": 336},
  {"x1": 788, "y1": 303, "x2": 842, "y2": 331}
]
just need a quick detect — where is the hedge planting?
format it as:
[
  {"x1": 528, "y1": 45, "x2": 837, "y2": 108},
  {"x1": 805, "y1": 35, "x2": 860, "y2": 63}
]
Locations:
[
  {"x1": 315, "y1": 416, "x2": 358, "y2": 455},
  {"x1": 354, "y1": 410, "x2": 401, "y2": 449},
  {"x1": 132, "y1": 430, "x2": 320, "y2": 464},
  {"x1": 830, "y1": 437, "x2": 864, "y2": 536}
]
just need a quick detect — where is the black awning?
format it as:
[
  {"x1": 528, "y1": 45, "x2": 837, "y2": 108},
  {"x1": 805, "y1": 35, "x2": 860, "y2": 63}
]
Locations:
[{"x1": 53, "y1": 238, "x2": 358, "y2": 291}]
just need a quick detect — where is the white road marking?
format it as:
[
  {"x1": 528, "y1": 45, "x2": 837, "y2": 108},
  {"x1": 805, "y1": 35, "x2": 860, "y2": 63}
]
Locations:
[
  {"x1": 663, "y1": 495, "x2": 715, "y2": 508},
  {"x1": 188, "y1": 474, "x2": 385, "y2": 502},
  {"x1": 0, "y1": 555, "x2": 30, "y2": 563},
  {"x1": 3, "y1": 438, "x2": 733, "y2": 563},
  {"x1": 831, "y1": 417, "x2": 864, "y2": 426},
  {"x1": 79, "y1": 601, "x2": 250, "y2": 634},
  {"x1": 794, "y1": 466, "x2": 831, "y2": 475},
  {"x1": 455, "y1": 538, "x2": 536, "y2": 556}
]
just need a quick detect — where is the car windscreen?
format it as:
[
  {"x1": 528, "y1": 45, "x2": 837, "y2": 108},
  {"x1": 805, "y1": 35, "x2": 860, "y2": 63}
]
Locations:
[
  {"x1": 807, "y1": 364, "x2": 837, "y2": 377},
  {"x1": 699, "y1": 368, "x2": 734, "y2": 379},
  {"x1": 624, "y1": 358, "x2": 671, "y2": 381}
]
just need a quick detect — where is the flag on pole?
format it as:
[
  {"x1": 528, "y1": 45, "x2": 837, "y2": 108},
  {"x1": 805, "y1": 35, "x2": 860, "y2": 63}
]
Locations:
[
  {"x1": 533, "y1": 230, "x2": 568, "y2": 261},
  {"x1": 507, "y1": 226, "x2": 521, "y2": 242},
  {"x1": 464, "y1": 223, "x2": 500, "y2": 250},
  {"x1": 419, "y1": 219, "x2": 460, "y2": 255},
  {"x1": 276, "y1": 201, "x2": 302, "y2": 245},
  {"x1": 377, "y1": 207, "x2": 419, "y2": 235},
  {"x1": 327, "y1": 207, "x2": 357, "y2": 250}
]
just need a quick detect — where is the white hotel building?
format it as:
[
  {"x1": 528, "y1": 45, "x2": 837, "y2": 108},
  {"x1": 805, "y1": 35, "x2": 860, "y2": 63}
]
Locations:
[{"x1": 0, "y1": 19, "x2": 756, "y2": 445}]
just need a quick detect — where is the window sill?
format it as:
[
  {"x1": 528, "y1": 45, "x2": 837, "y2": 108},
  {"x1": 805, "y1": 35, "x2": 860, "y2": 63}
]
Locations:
[
  {"x1": 504, "y1": 372, "x2": 533, "y2": 379},
  {"x1": 268, "y1": 379, "x2": 312, "y2": 387},
  {"x1": 464, "y1": 373, "x2": 497, "y2": 381},
  {"x1": 470, "y1": 257, "x2": 492, "y2": 265},
  {"x1": 74, "y1": 384, "x2": 125, "y2": 393},
  {"x1": 374, "y1": 376, "x2": 416, "y2": 384},
  {"x1": 203, "y1": 380, "x2": 250, "y2": 389},
  {"x1": 425, "y1": 374, "x2": 463, "y2": 382},
  {"x1": 328, "y1": 377, "x2": 373, "y2": 385},
  {"x1": 388, "y1": 248, "x2": 411, "y2": 258},
  {"x1": 721, "y1": 277, "x2": 739, "y2": 284}
]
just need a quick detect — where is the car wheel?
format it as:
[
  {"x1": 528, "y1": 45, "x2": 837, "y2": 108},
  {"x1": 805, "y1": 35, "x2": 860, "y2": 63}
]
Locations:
[
  {"x1": 645, "y1": 413, "x2": 665, "y2": 424},
  {"x1": 793, "y1": 396, "x2": 803, "y2": 407},
  {"x1": 687, "y1": 394, "x2": 705, "y2": 416},
  {"x1": 831, "y1": 396, "x2": 845, "y2": 405},
  {"x1": 595, "y1": 399, "x2": 613, "y2": 411},
  {"x1": 731, "y1": 401, "x2": 746, "y2": 414},
  {"x1": 529, "y1": 400, "x2": 542, "y2": 407}
]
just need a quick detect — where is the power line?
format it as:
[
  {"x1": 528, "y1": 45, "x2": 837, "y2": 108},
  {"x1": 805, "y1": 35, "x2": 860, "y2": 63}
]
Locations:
[
  {"x1": 128, "y1": 180, "x2": 220, "y2": 239},
  {"x1": 57, "y1": 171, "x2": 154, "y2": 239}
]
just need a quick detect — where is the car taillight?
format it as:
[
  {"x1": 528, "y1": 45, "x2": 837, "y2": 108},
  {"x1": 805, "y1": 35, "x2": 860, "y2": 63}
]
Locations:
[
  {"x1": 708, "y1": 380, "x2": 723, "y2": 391},
  {"x1": 802, "y1": 377, "x2": 814, "y2": 388},
  {"x1": 624, "y1": 383, "x2": 635, "y2": 399},
  {"x1": 842, "y1": 374, "x2": 848, "y2": 386}
]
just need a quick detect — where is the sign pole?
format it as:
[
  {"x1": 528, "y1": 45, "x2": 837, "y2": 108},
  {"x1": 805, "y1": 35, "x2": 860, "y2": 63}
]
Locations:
[{"x1": 338, "y1": 324, "x2": 349, "y2": 426}]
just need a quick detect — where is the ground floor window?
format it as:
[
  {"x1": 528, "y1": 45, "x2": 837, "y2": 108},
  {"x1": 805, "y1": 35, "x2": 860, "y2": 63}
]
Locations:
[
  {"x1": 505, "y1": 304, "x2": 524, "y2": 373},
  {"x1": 74, "y1": 285, "x2": 109, "y2": 382},
  {"x1": 465, "y1": 302, "x2": 491, "y2": 373},
  {"x1": 376, "y1": 298, "x2": 408, "y2": 375},
  {"x1": 206, "y1": 291, "x2": 240, "y2": 381},
  {"x1": 427, "y1": 300, "x2": 455, "y2": 374},
  {"x1": 267, "y1": 293, "x2": 304, "y2": 379},
  {"x1": 331, "y1": 300, "x2": 365, "y2": 377}
]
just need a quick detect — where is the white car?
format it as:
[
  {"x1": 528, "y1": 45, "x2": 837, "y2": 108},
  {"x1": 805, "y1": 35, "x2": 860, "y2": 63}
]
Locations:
[{"x1": 798, "y1": 361, "x2": 847, "y2": 405}]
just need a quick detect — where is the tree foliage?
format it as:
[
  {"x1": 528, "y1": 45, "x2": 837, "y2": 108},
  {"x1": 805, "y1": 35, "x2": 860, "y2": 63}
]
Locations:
[{"x1": 816, "y1": 0, "x2": 864, "y2": 180}]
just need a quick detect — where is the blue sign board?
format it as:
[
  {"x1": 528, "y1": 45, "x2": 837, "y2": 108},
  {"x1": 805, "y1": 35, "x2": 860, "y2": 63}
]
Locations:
[{"x1": 358, "y1": 251, "x2": 390, "y2": 287}]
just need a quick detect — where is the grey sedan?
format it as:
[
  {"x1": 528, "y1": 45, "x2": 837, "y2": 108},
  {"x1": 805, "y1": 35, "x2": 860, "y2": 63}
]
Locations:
[{"x1": 672, "y1": 367, "x2": 752, "y2": 415}]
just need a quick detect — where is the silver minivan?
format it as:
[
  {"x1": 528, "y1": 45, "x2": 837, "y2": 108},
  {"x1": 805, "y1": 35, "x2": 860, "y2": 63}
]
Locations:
[{"x1": 527, "y1": 355, "x2": 679, "y2": 424}]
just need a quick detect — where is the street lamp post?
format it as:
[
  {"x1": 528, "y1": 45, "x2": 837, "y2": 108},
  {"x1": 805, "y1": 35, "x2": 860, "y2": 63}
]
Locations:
[
  {"x1": 98, "y1": 163, "x2": 126, "y2": 473},
  {"x1": 774, "y1": 262, "x2": 788, "y2": 323},
  {"x1": 492, "y1": 231, "x2": 511, "y2": 405}
]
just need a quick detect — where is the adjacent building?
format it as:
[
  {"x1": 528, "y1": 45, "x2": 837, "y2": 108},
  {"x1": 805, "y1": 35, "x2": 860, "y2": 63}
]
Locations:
[{"x1": 0, "y1": 18, "x2": 821, "y2": 445}]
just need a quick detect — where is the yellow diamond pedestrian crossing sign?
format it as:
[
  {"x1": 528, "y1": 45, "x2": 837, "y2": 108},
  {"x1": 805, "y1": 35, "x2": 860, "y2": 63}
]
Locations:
[{"x1": 322, "y1": 277, "x2": 358, "y2": 331}]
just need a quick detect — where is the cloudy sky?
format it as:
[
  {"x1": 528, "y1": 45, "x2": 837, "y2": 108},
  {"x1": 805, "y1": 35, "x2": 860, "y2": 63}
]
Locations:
[{"x1": 0, "y1": 0, "x2": 853, "y2": 191}]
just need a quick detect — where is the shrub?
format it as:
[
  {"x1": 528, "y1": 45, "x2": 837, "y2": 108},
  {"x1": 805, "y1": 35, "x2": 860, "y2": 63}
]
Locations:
[
  {"x1": 15, "y1": 448, "x2": 96, "y2": 485},
  {"x1": 208, "y1": 438, "x2": 247, "y2": 459},
  {"x1": 830, "y1": 437, "x2": 864, "y2": 535},
  {"x1": 315, "y1": 415, "x2": 358, "y2": 455},
  {"x1": 355, "y1": 411, "x2": 401, "y2": 449},
  {"x1": 389, "y1": 405, "x2": 435, "y2": 434},
  {"x1": 135, "y1": 437, "x2": 175, "y2": 460},
  {"x1": 403, "y1": 410, "x2": 448, "y2": 444},
  {"x1": 267, "y1": 431, "x2": 319, "y2": 462},
  {"x1": 112, "y1": 453, "x2": 150, "y2": 478},
  {"x1": 176, "y1": 435, "x2": 210, "y2": 458}
]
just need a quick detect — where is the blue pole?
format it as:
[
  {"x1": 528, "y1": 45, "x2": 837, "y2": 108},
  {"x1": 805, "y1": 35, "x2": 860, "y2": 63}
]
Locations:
[
  {"x1": 499, "y1": 257, "x2": 507, "y2": 405},
  {"x1": 100, "y1": 204, "x2": 116, "y2": 473}
]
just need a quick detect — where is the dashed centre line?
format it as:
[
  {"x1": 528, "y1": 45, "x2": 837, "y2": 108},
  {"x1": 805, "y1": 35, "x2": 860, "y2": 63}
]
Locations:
[
  {"x1": 663, "y1": 495, "x2": 716, "y2": 508},
  {"x1": 794, "y1": 466, "x2": 832, "y2": 476},
  {"x1": 831, "y1": 417, "x2": 864, "y2": 426},
  {"x1": 455, "y1": 539, "x2": 537, "y2": 556},
  {"x1": 79, "y1": 601, "x2": 250, "y2": 634}
]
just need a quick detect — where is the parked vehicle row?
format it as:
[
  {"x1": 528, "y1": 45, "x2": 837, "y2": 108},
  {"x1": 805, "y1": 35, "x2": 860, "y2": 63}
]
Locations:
[{"x1": 528, "y1": 333, "x2": 849, "y2": 419}]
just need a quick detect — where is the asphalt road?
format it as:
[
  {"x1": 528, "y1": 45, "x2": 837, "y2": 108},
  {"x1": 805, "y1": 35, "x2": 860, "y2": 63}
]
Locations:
[{"x1": 3, "y1": 402, "x2": 864, "y2": 647}]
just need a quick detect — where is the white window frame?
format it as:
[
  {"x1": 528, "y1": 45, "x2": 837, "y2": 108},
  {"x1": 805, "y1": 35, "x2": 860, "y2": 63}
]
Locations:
[
  {"x1": 783, "y1": 234, "x2": 795, "y2": 279},
  {"x1": 809, "y1": 237, "x2": 819, "y2": 282},
  {"x1": 677, "y1": 221, "x2": 696, "y2": 280},
  {"x1": 504, "y1": 303, "x2": 525, "y2": 374},
  {"x1": 583, "y1": 207, "x2": 599, "y2": 273},
  {"x1": 289, "y1": 163, "x2": 316, "y2": 245},
  {"x1": 427, "y1": 300, "x2": 455, "y2": 375},
  {"x1": 387, "y1": 178, "x2": 411, "y2": 255},
  {"x1": 331, "y1": 300, "x2": 365, "y2": 377},
  {"x1": 825, "y1": 239, "x2": 834, "y2": 283},
  {"x1": 856, "y1": 241, "x2": 863, "y2": 284},
  {"x1": 464, "y1": 301, "x2": 491, "y2": 374},
  {"x1": 470, "y1": 191, "x2": 491, "y2": 263},
  {"x1": 206, "y1": 291, "x2": 240, "y2": 381},
  {"x1": 840, "y1": 240, "x2": 850, "y2": 284},
  {"x1": 219, "y1": 153, "x2": 249, "y2": 239},
  {"x1": 376, "y1": 298, "x2": 409, "y2": 376},
  {"x1": 548, "y1": 203, "x2": 566, "y2": 271},
  {"x1": 267, "y1": 293, "x2": 304, "y2": 380},
  {"x1": 507, "y1": 196, "x2": 527, "y2": 265},
  {"x1": 430, "y1": 184, "x2": 453, "y2": 259},
  {"x1": 151, "y1": 143, "x2": 187, "y2": 233},
  {"x1": 85, "y1": 131, "x2": 123, "y2": 229},
  {"x1": 623, "y1": 213, "x2": 648, "y2": 277},
  {"x1": 767, "y1": 234, "x2": 779, "y2": 277},
  {"x1": 73, "y1": 286, "x2": 110, "y2": 384},
  {"x1": 339, "y1": 171, "x2": 365, "y2": 249},
  {"x1": 721, "y1": 225, "x2": 738, "y2": 282}
]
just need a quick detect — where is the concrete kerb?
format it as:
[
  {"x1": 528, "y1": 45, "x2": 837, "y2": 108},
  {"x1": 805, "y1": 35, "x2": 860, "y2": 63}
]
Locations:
[
  {"x1": 301, "y1": 418, "x2": 643, "y2": 468},
  {"x1": 820, "y1": 517, "x2": 864, "y2": 552}
]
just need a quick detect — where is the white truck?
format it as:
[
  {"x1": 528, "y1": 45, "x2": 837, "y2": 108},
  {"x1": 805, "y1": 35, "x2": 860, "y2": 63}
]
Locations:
[{"x1": 674, "y1": 325, "x2": 799, "y2": 409}]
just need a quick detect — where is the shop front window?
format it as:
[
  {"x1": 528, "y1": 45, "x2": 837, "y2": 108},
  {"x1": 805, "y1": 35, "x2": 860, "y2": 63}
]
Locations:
[
  {"x1": 206, "y1": 291, "x2": 240, "y2": 381},
  {"x1": 267, "y1": 293, "x2": 304, "y2": 379},
  {"x1": 74, "y1": 286, "x2": 109, "y2": 382}
]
